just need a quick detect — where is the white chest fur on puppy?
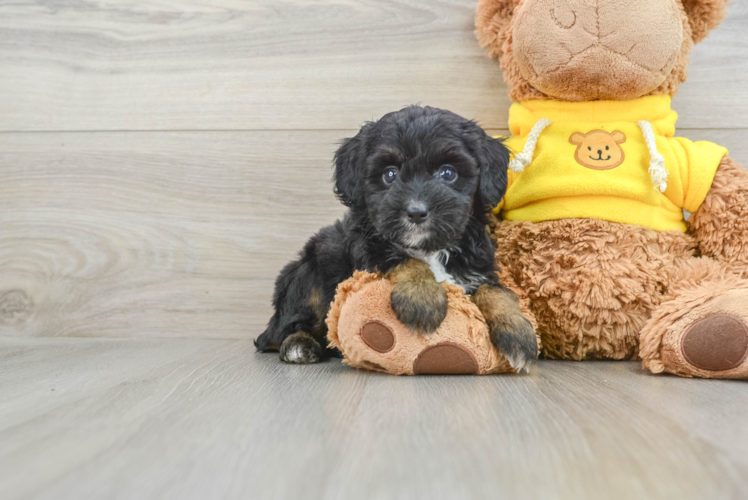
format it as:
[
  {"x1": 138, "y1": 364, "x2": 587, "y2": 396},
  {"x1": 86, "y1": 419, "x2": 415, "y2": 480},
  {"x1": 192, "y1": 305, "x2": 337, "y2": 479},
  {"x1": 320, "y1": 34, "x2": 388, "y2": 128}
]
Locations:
[
  {"x1": 405, "y1": 249, "x2": 483, "y2": 294},
  {"x1": 409, "y1": 249, "x2": 455, "y2": 284}
]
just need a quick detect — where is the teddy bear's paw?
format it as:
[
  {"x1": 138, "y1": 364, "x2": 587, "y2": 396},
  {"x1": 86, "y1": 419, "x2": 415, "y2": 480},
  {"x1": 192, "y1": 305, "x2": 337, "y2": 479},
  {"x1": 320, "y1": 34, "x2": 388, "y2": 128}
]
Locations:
[
  {"x1": 390, "y1": 279, "x2": 448, "y2": 334},
  {"x1": 329, "y1": 272, "x2": 515, "y2": 375},
  {"x1": 279, "y1": 332, "x2": 323, "y2": 364},
  {"x1": 681, "y1": 314, "x2": 748, "y2": 372},
  {"x1": 655, "y1": 289, "x2": 748, "y2": 379}
]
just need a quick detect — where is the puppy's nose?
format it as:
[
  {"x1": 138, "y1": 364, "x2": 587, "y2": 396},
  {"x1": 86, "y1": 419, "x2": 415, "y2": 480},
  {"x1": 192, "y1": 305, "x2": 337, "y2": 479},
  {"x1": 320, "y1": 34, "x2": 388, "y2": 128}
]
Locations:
[{"x1": 406, "y1": 202, "x2": 429, "y2": 224}]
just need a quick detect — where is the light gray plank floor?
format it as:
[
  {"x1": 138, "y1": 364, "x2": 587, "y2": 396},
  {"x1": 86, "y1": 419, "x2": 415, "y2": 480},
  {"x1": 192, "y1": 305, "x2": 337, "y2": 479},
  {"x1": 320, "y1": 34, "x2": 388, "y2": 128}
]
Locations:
[{"x1": 1, "y1": 337, "x2": 746, "y2": 500}]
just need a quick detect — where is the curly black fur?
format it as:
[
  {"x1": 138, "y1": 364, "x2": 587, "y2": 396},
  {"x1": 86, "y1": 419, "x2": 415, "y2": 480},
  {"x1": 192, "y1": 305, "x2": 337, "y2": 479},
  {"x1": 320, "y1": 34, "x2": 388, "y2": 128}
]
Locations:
[{"x1": 255, "y1": 105, "x2": 536, "y2": 366}]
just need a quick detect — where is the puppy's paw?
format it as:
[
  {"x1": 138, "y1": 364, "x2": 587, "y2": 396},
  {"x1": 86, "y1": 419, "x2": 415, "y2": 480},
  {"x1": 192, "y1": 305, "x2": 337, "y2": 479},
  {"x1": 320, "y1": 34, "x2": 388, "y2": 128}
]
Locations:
[
  {"x1": 492, "y1": 315, "x2": 538, "y2": 373},
  {"x1": 390, "y1": 280, "x2": 448, "y2": 334},
  {"x1": 472, "y1": 285, "x2": 538, "y2": 373},
  {"x1": 279, "y1": 332, "x2": 323, "y2": 364}
]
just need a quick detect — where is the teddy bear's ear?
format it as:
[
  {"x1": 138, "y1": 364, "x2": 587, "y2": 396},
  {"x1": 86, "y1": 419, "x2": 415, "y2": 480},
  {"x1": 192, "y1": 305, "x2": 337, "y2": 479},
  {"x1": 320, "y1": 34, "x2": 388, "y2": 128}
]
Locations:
[
  {"x1": 475, "y1": 0, "x2": 522, "y2": 59},
  {"x1": 611, "y1": 131, "x2": 627, "y2": 144},
  {"x1": 681, "y1": 0, "x2": 730, "y2": 44}
]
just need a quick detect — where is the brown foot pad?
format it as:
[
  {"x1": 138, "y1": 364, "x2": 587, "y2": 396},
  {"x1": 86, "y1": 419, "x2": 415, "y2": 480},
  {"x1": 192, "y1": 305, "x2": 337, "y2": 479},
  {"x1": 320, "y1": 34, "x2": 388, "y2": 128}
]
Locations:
[
  {"x1": 413, "y1": 342, "x2": 479, "y2": 375},
  {"x1": 360, "y1": 321, "x2": 395, "y2": 353},
  {"x1": 682, "y1": 314, "x2": 748, "y2": 371}
]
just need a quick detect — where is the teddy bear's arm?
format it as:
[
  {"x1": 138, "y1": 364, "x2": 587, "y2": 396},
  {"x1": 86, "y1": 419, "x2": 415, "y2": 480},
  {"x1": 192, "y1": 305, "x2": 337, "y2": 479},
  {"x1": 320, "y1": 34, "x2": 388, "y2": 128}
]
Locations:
[{"x1": 688, "y1": 156, "x2": 748, "y2": 278}]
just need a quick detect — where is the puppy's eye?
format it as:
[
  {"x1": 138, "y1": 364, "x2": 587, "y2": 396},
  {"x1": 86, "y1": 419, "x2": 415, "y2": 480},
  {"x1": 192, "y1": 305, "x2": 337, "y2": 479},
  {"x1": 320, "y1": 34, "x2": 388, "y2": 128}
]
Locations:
[
  {"x1": 438, "y1": 166, "x2": 457, "y2": 182},
  {"x1": 383, "y1": 167, "x2": 399, "y2": 185}
]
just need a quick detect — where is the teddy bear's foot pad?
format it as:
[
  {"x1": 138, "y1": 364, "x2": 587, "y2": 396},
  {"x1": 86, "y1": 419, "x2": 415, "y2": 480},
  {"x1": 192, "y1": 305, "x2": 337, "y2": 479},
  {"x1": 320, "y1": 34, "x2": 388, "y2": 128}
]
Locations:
[
  {"x1": 413, "y1": 343, "x2": 479, "y2": 375},
  {"x1": 682, "y1": 314, "x2": 748, "y2": 371},
  {"x1": 653, "y1": 289, "x2": 748, "y2": 378},
  {"x1": 360, "y1": 321, "x2": 395, "y2": 353}
]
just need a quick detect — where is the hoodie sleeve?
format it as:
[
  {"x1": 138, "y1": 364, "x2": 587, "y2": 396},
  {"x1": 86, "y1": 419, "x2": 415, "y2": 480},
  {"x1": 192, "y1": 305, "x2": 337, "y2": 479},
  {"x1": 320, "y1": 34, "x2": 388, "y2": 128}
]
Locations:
[{"x1": 671, "y1": 137, "x2": 728, "y2": 213}]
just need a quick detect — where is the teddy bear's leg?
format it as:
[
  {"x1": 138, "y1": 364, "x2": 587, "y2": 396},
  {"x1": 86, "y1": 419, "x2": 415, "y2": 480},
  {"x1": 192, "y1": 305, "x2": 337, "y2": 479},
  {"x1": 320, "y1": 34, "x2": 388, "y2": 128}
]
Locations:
[
  {"x1": 493, "y1": 218, "x2": 680, "y2": 360},
  {"x1": 640, "y1": 158, "x2": 748, "y2": 378},
  {"x1": 327, "y1": 271, "x2": 511, "y2": 375},
  {"x1": 639, "y1": 258, "x2": 748, "y2": 378}
]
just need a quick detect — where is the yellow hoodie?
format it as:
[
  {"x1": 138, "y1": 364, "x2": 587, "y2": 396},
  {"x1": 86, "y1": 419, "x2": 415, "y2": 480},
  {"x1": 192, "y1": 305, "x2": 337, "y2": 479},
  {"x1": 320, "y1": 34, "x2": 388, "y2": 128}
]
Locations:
[{"x1": 495, "y1": 95, "x2": 728, "y2": 232}]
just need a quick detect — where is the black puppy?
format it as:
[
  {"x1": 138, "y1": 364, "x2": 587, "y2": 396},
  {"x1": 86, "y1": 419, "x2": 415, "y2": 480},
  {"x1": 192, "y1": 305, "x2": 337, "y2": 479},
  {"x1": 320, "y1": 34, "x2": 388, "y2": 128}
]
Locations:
[{"x1": 255, "y1": 106, "x2": 537, "y2": 370}]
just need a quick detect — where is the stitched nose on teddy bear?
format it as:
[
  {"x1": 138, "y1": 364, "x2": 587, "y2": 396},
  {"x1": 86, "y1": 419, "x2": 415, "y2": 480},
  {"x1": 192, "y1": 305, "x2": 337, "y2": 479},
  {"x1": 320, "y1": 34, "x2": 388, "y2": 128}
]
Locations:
[{"x1": 512, "y1": 0, "x2": 684, "y2": 100}]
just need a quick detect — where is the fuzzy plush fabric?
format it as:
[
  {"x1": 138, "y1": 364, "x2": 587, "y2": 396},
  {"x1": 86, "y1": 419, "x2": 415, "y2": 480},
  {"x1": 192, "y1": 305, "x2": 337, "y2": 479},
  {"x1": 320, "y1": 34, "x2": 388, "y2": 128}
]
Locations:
[
  {"x1": 327, "y1": 271, "x2": 513, "y2": 375},
  {"x1": 475, "y1": 0, "x2": 728, "y2": 102},
  {"x1": 633, "y1": 156, "x2": 748, "y2": 378},
  {"x1": 682, "y1": 0, "x2": 731, "y2": 43},
  {"x1": 512, "y1": 0, "x2": 685, "y2": 101},
  {"x1": 639, "y1": 258, "x2": 748, "y2": 378},
  {"x1": 688, "y1": 157, "x2": 748, "y2": 279},
  {"x1": 494, "y1": 217, "x2": 699, "y2": 360}
]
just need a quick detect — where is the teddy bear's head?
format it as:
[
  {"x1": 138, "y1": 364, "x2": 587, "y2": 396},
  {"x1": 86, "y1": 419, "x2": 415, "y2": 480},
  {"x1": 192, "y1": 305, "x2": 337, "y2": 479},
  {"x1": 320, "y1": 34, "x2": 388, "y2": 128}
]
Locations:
[{"x1": 476, "y1": 0, "x2": 729, "y2": 102}]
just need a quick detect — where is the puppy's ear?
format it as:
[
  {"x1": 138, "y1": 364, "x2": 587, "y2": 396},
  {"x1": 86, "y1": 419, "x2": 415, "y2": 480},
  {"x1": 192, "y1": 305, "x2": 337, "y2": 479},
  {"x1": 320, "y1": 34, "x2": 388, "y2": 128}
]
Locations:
[
  {"x1": 474, "y1": 134, "x2": 510, "y2": 212},
  {"x1": 333, "y1": 123, "x2": 372, "y2": 207}
]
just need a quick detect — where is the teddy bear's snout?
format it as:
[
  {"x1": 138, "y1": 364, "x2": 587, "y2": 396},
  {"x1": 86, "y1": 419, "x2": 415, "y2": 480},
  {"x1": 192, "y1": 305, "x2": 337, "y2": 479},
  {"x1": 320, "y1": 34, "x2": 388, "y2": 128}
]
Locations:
[{"x1": 512, "y1": 0, "x2": 684, "y2": 101}]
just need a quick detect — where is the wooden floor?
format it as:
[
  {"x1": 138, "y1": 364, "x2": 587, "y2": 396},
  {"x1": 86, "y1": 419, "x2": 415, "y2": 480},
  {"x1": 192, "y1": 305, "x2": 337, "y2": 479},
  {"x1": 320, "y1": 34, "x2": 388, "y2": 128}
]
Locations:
[
  {"x1": 1, "y1": 0, "x2": 747, "y2": 499},
  {"x1": 1, "y1": 338, "x2": 747, "y2": 500}
]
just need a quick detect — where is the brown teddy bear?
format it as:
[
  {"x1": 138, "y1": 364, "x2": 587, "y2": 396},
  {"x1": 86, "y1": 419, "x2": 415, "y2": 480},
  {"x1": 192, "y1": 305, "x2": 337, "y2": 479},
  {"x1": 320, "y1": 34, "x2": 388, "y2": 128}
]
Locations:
[{"x1": 476, "y1": 0, "x2": 748, "y2": 378}]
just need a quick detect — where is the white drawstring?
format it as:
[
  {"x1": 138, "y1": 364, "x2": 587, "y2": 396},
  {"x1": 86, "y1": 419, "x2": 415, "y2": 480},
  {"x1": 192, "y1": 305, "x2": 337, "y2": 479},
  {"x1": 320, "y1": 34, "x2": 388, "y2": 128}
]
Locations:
[
  {"x1": 638, "y1": 120, "x2": 668, "y2": 193},
  {"x1": 508, "y1": 118, "x2": 552, "y2": 172}
]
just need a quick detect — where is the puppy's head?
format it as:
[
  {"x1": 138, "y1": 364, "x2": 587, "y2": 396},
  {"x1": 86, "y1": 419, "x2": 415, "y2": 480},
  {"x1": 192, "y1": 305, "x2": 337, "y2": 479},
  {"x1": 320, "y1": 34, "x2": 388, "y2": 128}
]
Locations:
[{"x1": 334, "y1": 106, "x2": 509, "y2": 252}]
